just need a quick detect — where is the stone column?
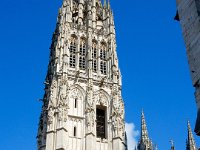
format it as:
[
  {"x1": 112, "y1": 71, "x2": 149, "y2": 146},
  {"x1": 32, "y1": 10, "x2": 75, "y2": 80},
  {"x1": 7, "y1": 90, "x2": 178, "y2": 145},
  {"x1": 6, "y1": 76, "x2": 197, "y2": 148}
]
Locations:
[
  {"x1": 85, "y1": 8, "x2": 96, "y2": 149},
  {"x1": 92, "y1": 0, "x2": 96, "y2": 29},
  {"x1": 76, "y1": 36, "x2": 80, "y2": 71}
]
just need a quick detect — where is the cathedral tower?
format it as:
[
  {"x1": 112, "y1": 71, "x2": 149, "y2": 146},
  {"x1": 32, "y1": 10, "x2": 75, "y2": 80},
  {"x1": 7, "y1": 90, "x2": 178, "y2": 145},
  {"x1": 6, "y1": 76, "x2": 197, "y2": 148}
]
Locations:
[
  {"x1": 137, "y1": 111, "x2": 153, "y2": 150},
  {"x1": 37, "y1": 0, "x2": 126, "y2": 150}
]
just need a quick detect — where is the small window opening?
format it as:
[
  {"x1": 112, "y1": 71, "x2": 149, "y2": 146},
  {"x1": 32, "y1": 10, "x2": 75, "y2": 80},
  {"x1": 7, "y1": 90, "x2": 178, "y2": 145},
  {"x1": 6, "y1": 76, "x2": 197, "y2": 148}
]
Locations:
[
  {"x1": 74, "y1": 126, "x2": 77, "y2": 137},
  {"x1": 75, "y1": 98, "x2": 77, "y2": 108}
]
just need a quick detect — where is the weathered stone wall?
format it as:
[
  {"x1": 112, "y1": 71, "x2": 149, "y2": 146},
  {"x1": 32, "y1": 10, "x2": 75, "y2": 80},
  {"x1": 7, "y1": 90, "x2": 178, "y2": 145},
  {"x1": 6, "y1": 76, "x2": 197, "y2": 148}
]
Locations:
[
  {"x1": 177, "y1": 0, "x2": 200, "y2": 104},
  {"x1": 176, "y1": 0, "x2": 200, "y2": 134}
]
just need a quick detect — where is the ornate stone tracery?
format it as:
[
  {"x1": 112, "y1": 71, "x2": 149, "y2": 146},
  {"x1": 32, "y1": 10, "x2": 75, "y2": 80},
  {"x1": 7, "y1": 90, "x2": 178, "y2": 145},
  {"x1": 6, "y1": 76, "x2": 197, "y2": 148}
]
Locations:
[
  {"x1": 70, "y1": 87, "x2": 83, "y2": 100},
  {"x1": 94, "y1": 90, "x2": 109, "y2": 107}
]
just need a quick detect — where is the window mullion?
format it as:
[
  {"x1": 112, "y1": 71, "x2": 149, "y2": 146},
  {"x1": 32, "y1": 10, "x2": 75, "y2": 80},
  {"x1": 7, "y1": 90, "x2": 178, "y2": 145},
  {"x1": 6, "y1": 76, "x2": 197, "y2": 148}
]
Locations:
[
  {"x1": 97, "y1": 43, "x2": 101, "y2": 75},
  {"x1": 76, "y1": 37, "x2": 80, "y2": 70}
]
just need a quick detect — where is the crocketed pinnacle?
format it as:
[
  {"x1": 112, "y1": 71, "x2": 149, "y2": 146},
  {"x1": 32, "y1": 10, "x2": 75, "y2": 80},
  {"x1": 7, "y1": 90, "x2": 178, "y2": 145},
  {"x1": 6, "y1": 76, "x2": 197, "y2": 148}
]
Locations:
[
  {"x1": 141, "y1": 111, "x2": 149, "y2": 142},
  {"x1": 104, "y1": 0, "x2": 107, "y2": 7},
  {"x1": 186, "y1": 121, "x2": 196, "y2": 150},
  {"x1": 108, "y1": 0, "x2": 110, "y2": 9},
  {"x1": 137, "y1": 111, "x2": 153, "y2": 150}
]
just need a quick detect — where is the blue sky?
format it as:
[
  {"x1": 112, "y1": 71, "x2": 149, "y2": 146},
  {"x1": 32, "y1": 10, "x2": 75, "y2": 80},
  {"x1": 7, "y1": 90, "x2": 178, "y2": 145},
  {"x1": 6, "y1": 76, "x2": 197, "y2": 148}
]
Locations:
[{"x1": 0, "y1": 0, "x2": 198, "y2": 149}]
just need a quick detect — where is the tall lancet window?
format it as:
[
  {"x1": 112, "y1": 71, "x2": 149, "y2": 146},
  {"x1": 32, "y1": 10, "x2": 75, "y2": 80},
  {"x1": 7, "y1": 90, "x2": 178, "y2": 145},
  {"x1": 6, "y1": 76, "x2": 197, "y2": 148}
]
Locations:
[
  {"x1": 69, "y1": 36, "x2": 77, "y2": 68},
  {"x1": 92, "y1": 42, "x2": 98, "y2": 72},
  {"x1": 100, "y1": 44, "x2": 107, "y2": 75},
  {"x1": 79, "y1": 38, "x2": 86, "y2": 70}
]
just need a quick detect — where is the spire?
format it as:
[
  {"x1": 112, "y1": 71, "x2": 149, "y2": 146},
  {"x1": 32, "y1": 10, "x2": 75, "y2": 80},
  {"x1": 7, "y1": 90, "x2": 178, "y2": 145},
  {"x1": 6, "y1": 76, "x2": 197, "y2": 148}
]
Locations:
[
  {"x1": 104, "y1": 0, "x2": 107, "y2": 7},
  {"x1": 137, "y1": 111, "x2": 153, "y2": 150},
  {"x1": 108, "y1": 0, "x2": 110, "y2": 9},
  {"x1": 141, "y1": 111, "x2": 149, "y2": 142},
  {"x1": 186, "y1": 121, "x2": 197, "y2": 150},
  {"x1": 170, "y1": 140, "x2": 175, "y2": 150},
  {"x1": 154, "y1": 144, "x2": 158, "y2": 150}
]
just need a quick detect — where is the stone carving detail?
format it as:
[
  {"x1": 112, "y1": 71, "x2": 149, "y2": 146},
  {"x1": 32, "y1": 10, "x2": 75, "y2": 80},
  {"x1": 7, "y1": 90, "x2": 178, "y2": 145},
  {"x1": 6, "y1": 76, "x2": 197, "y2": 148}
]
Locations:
[
  {"x1": 57, "y1": 103, "x2": 68, "y2": 123},
  {"x1": 85, "y1": 81, "x2": 95, "y2": 133},
  {"x1": 95, "y1": 91, "x2": 108, "y2": 106},
  {"x1": 69, "y1": 117, "x2": 82, "y2": 123},
  {"x1": 111, "y1": 98, "x2": 125, "y2": 138},
  {"x1": 112, "y1": 65, "x2": 118, "y2": 76},
  {"x1": 112, "y1": 107, "x2": 121, "y2": 137},
  {"x1": 48, "y1": 92, "x2": 54, "y2": 108},
  {"x1": 71, "y1": 87, "x2": 82, "y2": 100},
  {"x1": 57, "y1": 76, "x2": 70, "y2": 125},
  {"x1": 86, "y1": 99, "x2": 95, "y2": 131},
  {"x1": 85, "y1": 87, "x2": 96, "y2": 132},
  {"x1": 48, "y1": 79, "x2": 57, "y2": 108},
  {"x1": 47, "y1": 107, "x2": 55, "y2": 131},
  {"x1": 112, "y1": 85, "x2": 118, "y2": 97}
]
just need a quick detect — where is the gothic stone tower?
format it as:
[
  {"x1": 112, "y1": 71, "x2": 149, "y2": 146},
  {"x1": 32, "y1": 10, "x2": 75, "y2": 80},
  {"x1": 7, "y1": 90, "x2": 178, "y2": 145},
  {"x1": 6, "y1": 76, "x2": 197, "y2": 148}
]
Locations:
[
  {"x1": 175, "y1": 0, "x2": 200, "y2": 135},
  {"x1": 37, "y1": 0, "x2": 126, "y2": 150}
]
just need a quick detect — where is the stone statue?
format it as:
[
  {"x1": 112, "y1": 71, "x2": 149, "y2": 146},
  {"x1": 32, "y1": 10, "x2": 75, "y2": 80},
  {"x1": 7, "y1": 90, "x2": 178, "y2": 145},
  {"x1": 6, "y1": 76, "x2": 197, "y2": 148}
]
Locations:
[{"x1": 47, "y1": 107, "x2": 54, "y2": 130}]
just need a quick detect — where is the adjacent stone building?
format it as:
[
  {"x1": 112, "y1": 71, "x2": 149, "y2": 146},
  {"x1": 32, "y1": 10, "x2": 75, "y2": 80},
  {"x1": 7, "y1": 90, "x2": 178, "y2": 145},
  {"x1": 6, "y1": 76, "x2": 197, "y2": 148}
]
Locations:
[
  {"x1": 37, "y1": 0, "x2": 127, "y2": 150},
  {"x1": 175, "y1": 0, "x2": 200, "y2": 135}
]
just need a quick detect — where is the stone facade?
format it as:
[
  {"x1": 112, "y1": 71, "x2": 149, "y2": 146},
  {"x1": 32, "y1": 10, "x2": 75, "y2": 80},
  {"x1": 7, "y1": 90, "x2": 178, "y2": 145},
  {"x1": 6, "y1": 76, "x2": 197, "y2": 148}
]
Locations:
[
  {"x1": 37, "y1": 0, "x2": 127, "y2": 150},
  {"x1": 176, "y1": 0, "x2": 200, "y2": 135}
]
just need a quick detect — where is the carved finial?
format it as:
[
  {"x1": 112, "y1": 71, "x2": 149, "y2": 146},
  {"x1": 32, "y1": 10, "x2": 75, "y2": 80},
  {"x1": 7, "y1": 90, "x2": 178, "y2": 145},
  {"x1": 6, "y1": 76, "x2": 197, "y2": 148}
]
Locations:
[
  {"x1": 170, "y1": 140, "x2": 175, "y2": 150},
  {"x1": 108, "y1": 0, "x2": 110, "y2": 9},
  {"x1": 154, "y1": 144, "x2": 158, "y2": 150}
]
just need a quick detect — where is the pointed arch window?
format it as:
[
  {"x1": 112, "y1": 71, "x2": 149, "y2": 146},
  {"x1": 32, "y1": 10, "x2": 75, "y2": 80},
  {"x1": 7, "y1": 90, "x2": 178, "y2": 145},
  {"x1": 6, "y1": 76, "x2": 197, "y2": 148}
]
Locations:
[
  {"x1": 92, "y1": 42, "x2": 98, "y2": 72},
  {"x1": 69, "y1": 37, "x2": 77, "y2": 68},
  {"x1": 79, "y1": 38, "x2": 86, "y2": 70},
  {"x1": 100, "y1": 44, "x2": 107, "y2": 75}
]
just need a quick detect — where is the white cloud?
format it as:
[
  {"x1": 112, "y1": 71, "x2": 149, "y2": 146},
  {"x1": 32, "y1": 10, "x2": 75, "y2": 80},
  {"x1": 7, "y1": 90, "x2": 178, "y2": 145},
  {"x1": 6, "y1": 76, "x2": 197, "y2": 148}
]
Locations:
[{"x1": 125, "y1": 122, "x2": 139, "y2": 150}]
